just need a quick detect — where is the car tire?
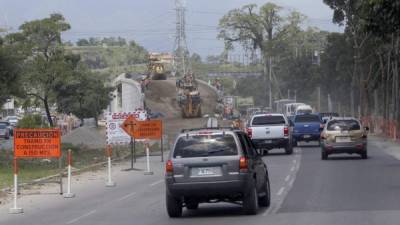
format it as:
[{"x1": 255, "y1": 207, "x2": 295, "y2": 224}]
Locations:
[
  {"x1": 321, "y1": 149, "x2": 328, "y2": 160},
  {"x1": 285, "y1": 143, "x2": 293, "y2": 155},
  {"x1": 361, "y1": 150, "x2": 368, "y2": 159},
  {"x1": 262, "y1": 149, "x2": 269, "y2": 156},
  {"x1": 243, "y1": 184, "x2": 258, "y2": 215},
  {"x1": 258, "y1": 175, "x2": 271, "y2": 207},
  {"x1": 186, "y1": 202, "x2": 199, "y2": 210},
  {"x1": 166, "y1": 192, "x2": 183, "y2": 218},
  {"x1": 5, "y1": 135, "x2": 9, "y2": 140}
]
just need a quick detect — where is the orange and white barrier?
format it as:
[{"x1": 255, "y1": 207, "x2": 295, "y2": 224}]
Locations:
[
  {"x1": 106, "y1": 145, "x2": 116, "y2": 187},
  {"x1": 9, "y1": 158, "x2": 23, "y2": 214},
  {"x1": 144, "y1": 142, "x2": 153, "y2": 175},
  {"x1": 63, "y1": 150, "x2": 75, "y2": 198}
]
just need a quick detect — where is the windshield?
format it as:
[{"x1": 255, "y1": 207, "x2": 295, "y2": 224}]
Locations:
[
  {"x1": 0, "y1": 124, "x2": 6, "y2": 129},
  {"x1": 252, "y1": 115, "x2": 286, "y2": 125},
  {"x1": 295, "y1": 115, "x2": 321, "y2": 123},
  {"x1": 327, "y1": 120, "x2": 361, "y2": 131},
  {"x1": 173, "y1": 134, "x2": 238, "y2": 158}
]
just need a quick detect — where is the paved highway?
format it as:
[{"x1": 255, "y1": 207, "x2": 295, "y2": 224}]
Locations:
[{"x1": 1, "y1": 138, "x2": 400, "y2": 225}]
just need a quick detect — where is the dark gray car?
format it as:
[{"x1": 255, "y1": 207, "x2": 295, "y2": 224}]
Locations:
[{"x1": 165, "y1": 127, "x2": 271, "y2": 217}]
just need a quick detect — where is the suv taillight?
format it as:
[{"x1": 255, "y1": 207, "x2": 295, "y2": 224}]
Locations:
[
  {"x1": 284, "y1": 126, "x2": 289, "y2": 136},
  {"x1": 246, "y1": 128, "x2": 252, "y2": 138},
  {"x1": 239, "y1": 156, "x2": 248, "y2": 172},
  {"x1": 166, "y1": 160, "x2": 173, "y2": 173}
]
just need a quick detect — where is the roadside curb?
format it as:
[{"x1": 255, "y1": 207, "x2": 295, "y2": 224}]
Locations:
[{"x1": 0, "y1": 150, "x2": 165, "y2": 194}]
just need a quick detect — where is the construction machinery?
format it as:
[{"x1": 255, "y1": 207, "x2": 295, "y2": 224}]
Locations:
[
  {"x1": 177, "y1": 74, "x2": 202, "y2": 118},
  {"x1": 148, "y1": 53, "x2": 172, "y2": 80}
]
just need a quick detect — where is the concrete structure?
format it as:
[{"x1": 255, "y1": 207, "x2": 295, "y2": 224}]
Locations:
[{"x1": 108, "y1": 73, "x2": 144, "y2": 113}]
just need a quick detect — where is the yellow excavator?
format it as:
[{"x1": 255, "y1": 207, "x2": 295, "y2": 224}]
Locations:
[
  {"x1": 177, "y1": 74, "x2": 202, "y2": 118},
  {"x1": 148, "y1": 53, "x2": 171, "y2": 80}
]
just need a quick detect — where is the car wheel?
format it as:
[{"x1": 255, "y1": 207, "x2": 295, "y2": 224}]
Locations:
[
  {"x1": 5, "y1": 135, "x2": 9, "y2": 140},
  {"x1": 186, "y1": 202, "x2": 199, "y2": 210},
  {"x1": 321, "y1": 149, "x2": 328, "y2": 160},
  {"x1": 285, "y1": 143, "x2": 293, "y2": 155},
  {"x1": 258, "y1": 175, "x2": 271, "y2": 207},
  {"x1": 166, "y1": 192, "x2": 183, "y2": 218},
  {"x1": 361, "y1": 150, "x2": 368, "y2": 159},
  {"x1": 243, "y1": 183, "x2": 258, "y2": 215},
  {"x1": 262, "y1": 149, "x2": 269, "y2": 156}
]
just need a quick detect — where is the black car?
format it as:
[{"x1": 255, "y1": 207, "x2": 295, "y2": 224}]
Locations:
[{"x1": 165, "y1": 127, "x2": 271, "y2": 217}]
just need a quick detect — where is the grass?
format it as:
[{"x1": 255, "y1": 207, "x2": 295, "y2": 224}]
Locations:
[{"x1": 0, "y1": 141, "x2": 166, "y2": 190}]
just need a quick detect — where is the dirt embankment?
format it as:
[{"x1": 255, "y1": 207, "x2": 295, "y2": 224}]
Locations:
[{"x1": 145, "y1": 79, "x2": 218, "y2": 141}]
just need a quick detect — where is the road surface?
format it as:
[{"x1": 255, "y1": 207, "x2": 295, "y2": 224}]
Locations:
[{"x1": 1, "y1": 137, "x2": 400, "y2": 225}]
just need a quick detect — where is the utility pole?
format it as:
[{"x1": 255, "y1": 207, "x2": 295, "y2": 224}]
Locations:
[
  {"x1": 269, "y1": 57, "x2": 273, "y2": 109},
  {"x1": 173, "y1": 0, "x2": 189, "y2": 77},
  {"x1": 317, "y1": 87, "x2": 321, "y2": 112}
]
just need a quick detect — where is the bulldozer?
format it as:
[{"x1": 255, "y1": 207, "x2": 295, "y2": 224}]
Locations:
[
  {"x1": 177, "y1": 74, "x2": 202, "y2": 118},
  {"x1": 148, "y1": 53, "x2": 172, "y2": 80}
]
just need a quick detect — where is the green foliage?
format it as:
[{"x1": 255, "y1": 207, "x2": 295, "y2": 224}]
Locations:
[
  {"x1": 55, "y1": 67, "x2": 113, "y2": 123},
  {"x1": 17, "y1": 114, "x2": 49, "y2": 128},
  {"x1": 0, "y1": 41, "x2": 22, "y2": 105}
]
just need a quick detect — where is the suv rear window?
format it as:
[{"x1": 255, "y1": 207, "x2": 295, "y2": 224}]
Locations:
[
  {"x1": 0, "y1": 124, "x2": 6, "y2": 129},
  {"x1": 173, "y1": 134, "x2": 238, "y2": 158},
  {"x1": 295, "y1": 115, "x2": 320, "y2": 123},
  {"x1": 251, "y1": 115, "x2": 285, "y2": 125},
  {"x1": 327, "y1": 120, "x2": 361, "y2": 131}
]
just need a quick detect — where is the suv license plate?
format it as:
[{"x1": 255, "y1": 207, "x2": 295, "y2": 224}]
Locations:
[
  {"x1": 191, "y1": 167, "x2": 221, "y2": 177},
  {"x1": 336, "y1": 137, "x2": 351, "y2": 143},
  {"x1": 264, "y1": 140, "x2": 272, "y2": 144},
  {"x1": 303, "y1": 135, "x2": 311, "y2": 139}
]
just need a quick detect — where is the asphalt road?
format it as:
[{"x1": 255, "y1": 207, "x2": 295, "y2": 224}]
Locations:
[{"x1": 2, "y1": 138, "x2": 400, "y2": 225}]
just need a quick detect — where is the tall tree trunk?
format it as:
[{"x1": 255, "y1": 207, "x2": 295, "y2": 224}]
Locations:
[{"x1": 43, "y1": 95, "x2": 54, "y2": 127}]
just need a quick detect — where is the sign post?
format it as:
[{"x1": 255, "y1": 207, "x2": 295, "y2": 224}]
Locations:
[
  {"x1": 9, "y1": 158, "x2": 23, "y2": 214},
  {"x1": 143, "y1": 142, "x2": 153, "y2": 175},
  {"x1": 106, "y1": 145, "x2": 116, "y2": 187},
  {"x1": 11, "y1": 128, "x2": 61, "y2": 214},
  {"x1": 63, "y1": 149, "x2": 75, "y2": 198},
  {"x1": 121, "y1": 116, "x2": 163, "y2": 174}
]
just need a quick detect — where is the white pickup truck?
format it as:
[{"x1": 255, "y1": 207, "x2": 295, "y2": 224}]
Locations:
[{"x1": 246, "y1": 113, "x2": 293, "y2": 155}]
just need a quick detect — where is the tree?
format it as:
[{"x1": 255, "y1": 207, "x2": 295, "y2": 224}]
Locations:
[
  {"x1": 7, "y1": 14, "x2": 71, "y2": 127},
  {"x1": 218, "y1": 3, "x2": 305, "y2": 107},
  {"x1": 0, "y1": 39, "x2": 22, "y2": 105},
  {"x1": 77, "y1": 38, "x2": 90, "y2": 46},
  {"x1": 56, "y1": 67, "x2": 113, "y2": 126}
]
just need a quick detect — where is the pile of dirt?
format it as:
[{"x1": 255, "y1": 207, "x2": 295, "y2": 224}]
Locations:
[
  {"x1": 62, "y1": 126, "x2": 106, "y2": 149},
  {"x1": 145, "y1": 79, "x2": 218, "y2": 141}
]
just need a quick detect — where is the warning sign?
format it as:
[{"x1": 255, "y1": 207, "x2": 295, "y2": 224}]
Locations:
[
  {"x1": 121, "y1": 116, "x2": 163, "y2": 140},
  {"x1": 106, "y1": 111, "x2": 147, "y2": 144},
  {"x1": 134, "y1": 120, "x2": 163, "y2": 140},
  {"x1": 14, "y1": 129, "x2": 61, "y2": 158}
]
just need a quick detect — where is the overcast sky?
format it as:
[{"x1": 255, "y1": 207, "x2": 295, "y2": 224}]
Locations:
[{"x1": 0, "y1": 0, "x2": 342, "y2": 57}]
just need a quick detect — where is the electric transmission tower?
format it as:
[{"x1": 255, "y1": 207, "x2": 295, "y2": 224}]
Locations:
[{"x1": 173, "y1": 0, "x2": 190, "y2": 77}]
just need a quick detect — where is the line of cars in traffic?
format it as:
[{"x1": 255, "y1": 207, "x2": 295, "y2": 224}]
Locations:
[{"x1": 244, "y1": 110, "x2": 369, "y2": 160}]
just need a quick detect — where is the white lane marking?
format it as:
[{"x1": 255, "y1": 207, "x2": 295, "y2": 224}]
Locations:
[
  {"x1": 284, "y1": 175, "x2": 291, "y2": 182},
  {"x1": 277, "y1": 187, "x2": 285, "y2": 196},
  {"x1": 288, "y1": 178, "x2": 295, "y2": 187},
  {"x1": 150, "y1": 179, "x2": 164, "y2": 187},
  {"x1": 292, "y1": 159, "x2": 297, "y2": 164},
  {"x1": 66, "y1": 210, "x2": 96, "y2": 224},
  {"x1": 290, "y1": 166, "x2": 295, "y2": 172},
  {"x1": 118, "y1": 192, "x2": 137, "y2": 201}
]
